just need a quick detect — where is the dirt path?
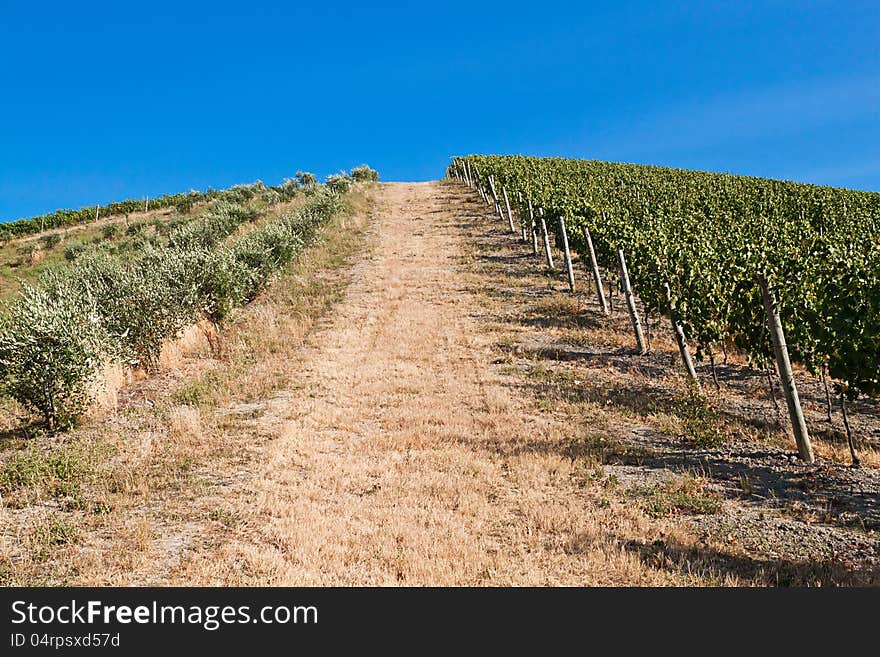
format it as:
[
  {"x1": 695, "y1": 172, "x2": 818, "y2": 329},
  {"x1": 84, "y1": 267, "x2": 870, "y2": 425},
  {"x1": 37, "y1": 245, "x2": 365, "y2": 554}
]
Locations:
[{"x1": 170, "y1": 182, "x2": 695, "y2": 585}]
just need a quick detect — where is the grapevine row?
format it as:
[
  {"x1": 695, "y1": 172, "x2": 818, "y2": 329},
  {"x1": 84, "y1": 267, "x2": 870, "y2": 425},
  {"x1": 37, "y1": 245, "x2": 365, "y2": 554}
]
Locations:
[{"x1": 449, "y1": 155, "x2": 880, "y2": 464}]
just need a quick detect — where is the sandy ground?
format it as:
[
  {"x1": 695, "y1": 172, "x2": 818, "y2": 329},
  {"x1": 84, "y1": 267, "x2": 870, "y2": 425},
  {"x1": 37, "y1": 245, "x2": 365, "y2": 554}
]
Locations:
[{"x1": 169, "y1": 182, "x2": 691, "y2": 585}]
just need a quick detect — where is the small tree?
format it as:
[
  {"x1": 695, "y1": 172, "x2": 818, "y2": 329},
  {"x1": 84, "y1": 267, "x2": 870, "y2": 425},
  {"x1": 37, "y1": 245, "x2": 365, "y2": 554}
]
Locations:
[
  {"x1": 325, "y1": 172, "x2": 353, "y2": 194},
  {"x1": 295, "y1": 171, "x2": 317, "y2": 187},
  {"x1": 351, "y1": 164, "x2": 379, "y2": 182},
  {"x1": 0, "y1": 284, "x2": 106, "y2": 431}
]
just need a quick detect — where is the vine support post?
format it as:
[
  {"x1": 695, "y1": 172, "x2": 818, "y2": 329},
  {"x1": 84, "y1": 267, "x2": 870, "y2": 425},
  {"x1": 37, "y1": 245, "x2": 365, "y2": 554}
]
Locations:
[
  {"x1": 663, "y1": 282, "x2": 701, "y2": 389},
  {"x1": 839, "y1": 391, "x2": 860, "y2": 467},
  {"x1": 559, "y1": 215, "x2": 575, "y2": 293},
  {"x1": 528, "y1": 200, "x2": 538, "y2": 255},
  {"x1": 95, "y1": 206, "x2": 99, "y2": 222},
  {"x1": 488, "y1": 176, "x2": 502, "y2": 218},
  {"x1": 757, "y1": 273, "x2": 814, "y2": 463},
  {"x1": 617, "y1": 249, "x2": 646, "y2": 354},
  {"x1": 709, "y1": 349, "x2": 720, "y2": 392},
  {"x1": 518, "y1": 191, "x2": 527, "y2": 242},
  {"x1": 502, "y1": 188, "x2": 515, "y2": 233},
  {"x1": 539, "y1": 208, "x2": 555, "y2": 269},
  {"x1": 582, "y1": 226, "x2": 608, "y2": 314}
]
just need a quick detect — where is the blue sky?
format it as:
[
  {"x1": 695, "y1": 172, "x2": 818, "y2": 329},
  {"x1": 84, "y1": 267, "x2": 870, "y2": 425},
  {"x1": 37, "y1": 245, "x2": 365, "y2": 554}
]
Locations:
[{"x1": 1, "y1": 1, "x2": 878, "y2": 221}]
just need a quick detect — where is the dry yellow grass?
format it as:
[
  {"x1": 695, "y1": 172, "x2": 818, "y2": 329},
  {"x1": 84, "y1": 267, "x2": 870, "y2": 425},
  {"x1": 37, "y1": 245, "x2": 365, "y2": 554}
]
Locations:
[{"x1": 162, "y1": 183, "x2": 735, "y2": 586}]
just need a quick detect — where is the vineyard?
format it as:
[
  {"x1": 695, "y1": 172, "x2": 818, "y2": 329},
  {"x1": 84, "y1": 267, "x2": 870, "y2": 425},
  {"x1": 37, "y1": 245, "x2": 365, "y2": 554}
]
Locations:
[
  {"x1": 0, "y1": 166, "x2": 378, "y2": 432},
  {"x1": 448, "y1": 155, "x2": 880, "y2": 466}
]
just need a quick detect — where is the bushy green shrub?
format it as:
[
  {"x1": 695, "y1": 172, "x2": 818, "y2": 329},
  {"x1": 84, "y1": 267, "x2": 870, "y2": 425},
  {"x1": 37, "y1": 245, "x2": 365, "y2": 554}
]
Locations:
[
  {"x1": 168, "y1": 201, "x2": 256, "y2": 251},
  {"x1": 101, "y1": 224, "x2": 118, "y2": 240},
  {"x1": 175, "y1": 190, "x2": 202, "y2": 215},
  {"x1": 48, "y1": 252, "x2": 196, "y2": 371},
  {"x1": 275, "y1": 178, "x2": 302, "y2": 201},
  {"x1": 295, "y1": 171, "x2": 317, "y2": 187},
  {"x1": 40, "y1": 234, "x2": 63, "y2": 250},
  {"x1": 125, "y1": 221, "x2": 145, "y2": 237},
  {"x1": 63, "y1": 243, "x2": 87, "y2": 261},
  {"x1": 325, "y1": 173, "x2": 354, "y2": 194},
  {"x1": 0, "y1": 284, "x2": 107, "y2": 430},
  {"x1": 351, "y1": 165, "x2": 379, "y2": 182}
]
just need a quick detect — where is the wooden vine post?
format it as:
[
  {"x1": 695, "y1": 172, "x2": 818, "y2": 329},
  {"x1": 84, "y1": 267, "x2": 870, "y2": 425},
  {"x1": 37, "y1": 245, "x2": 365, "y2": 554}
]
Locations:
[
  {"x1": 528, "y1": 199, "x2": 539, "y2": 255},
  {"x1": 488, "y1": 176, "x2": 502, "y2": 218},
  {"x1": 539, "y1": 208, "x2": 555, "y2": 268},
  {"x1": 617, "y1": 249, "x2": 646, "y2": 354},
  {"x1": 502, "y1": 188, "x2": 515, "y2": 233},
  {"x1": 663, "y1": 282, "x2": 701, "y2": 389},
  {"x1": 758, "y1": 273, "x2": 814, "y2": 463},
  {"x1": 518, "y1": 191, "x2": 527, "y2": 242},
  {"x1": 839, "y1": 391, "x2": 860, "y2": 466},
  {"x1": 582, "y1": 226, "x2": 608, "y2": 313},
  {"x1": 559, "y1": 215, "x2": 575, "y2": 292}
]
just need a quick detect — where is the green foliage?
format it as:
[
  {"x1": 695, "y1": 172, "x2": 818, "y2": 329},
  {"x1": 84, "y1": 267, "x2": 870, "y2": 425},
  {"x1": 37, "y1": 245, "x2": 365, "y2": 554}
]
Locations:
[
  {"x1": 175, "y1": 190, "x2": 202, "y2": 214},
  {"x1": 672, "y1": 386, "x2": 727, "y2": 448},
  {"x1": 0, "y1": 442, "x2": 85, "y2": 496},
  {"x1": 40, "y1": 234, "x2": 63, "y2": 250},
  {"x1": 125, "y1": 221, "x2": 145, "y2": 237},
  {"x1": 351, "y1": 164, "x2": 379, "y2": 182},
  {"x1": 295, "y1": 171, "x2": 317, "y2": 187},
  {"x1": 325, "y1": 172, "x2": 354, "y2": 194},
  {"x1": 275, "y1": 178, "x2": 302, "y2": 201},
  {"x1": 63, "y1": 243, "x2": 87, "y2": 262},
  {"x1": 453, "y1": 155, "x2": 880, "y2": 400},
  {"x1": 0, "y1": 179, "x2": 360, "y2": 431},
  {"x1": 167, "y1": 201, "x2": 257, "y2": 251},
  {"x1": 0, "y1": 283, "x2": 107, "y2": 430},
  {"x1": 636, "y1": 478, "x2": 721, "y2": 517}
]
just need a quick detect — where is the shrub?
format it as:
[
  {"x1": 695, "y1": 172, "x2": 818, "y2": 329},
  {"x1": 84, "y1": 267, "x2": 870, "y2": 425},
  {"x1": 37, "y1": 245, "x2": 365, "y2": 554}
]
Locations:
[
  {"x1": 295, "y1": 171, "x2": 317, "y2": 187},
  {"x1": 351, "y1": 164, "x2": 379, "y2": 182},
  {"x1": 101, "y1": 224, "x2": 118, "y2": 240},
  {"x1": 168, "y1": 201, "x2": 256, "y2": 251},
  {"x1": 125, "y1": 221, "x2": 145, "y2": 237},
  {"x1": 0, "y1": 284, "x2": 106, "y2": 431},
  {"x1": 190, "y1": 248, "x2": 250, "y2": 326},
  {"x1": 325, "y1": 172, "x2": 354, "y2": 194},
  {"x1": 63, "y1": 243, "x2": 87, "y2": 262},
  {"x1": 276, "y1": 178, "x2": 302, "y2": 200},
  {"x1": 175, "y1": 190, "x2": 202, "y2": 215},
  {"x1": 40, "y1": 234, "x2": 63, "y2": 250}
]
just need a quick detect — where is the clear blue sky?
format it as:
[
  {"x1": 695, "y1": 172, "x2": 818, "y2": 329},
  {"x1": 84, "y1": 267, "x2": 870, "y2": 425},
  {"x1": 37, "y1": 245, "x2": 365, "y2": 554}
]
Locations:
[{"x1": 2, "y1": 1, "x2": 878, "y2": 221}]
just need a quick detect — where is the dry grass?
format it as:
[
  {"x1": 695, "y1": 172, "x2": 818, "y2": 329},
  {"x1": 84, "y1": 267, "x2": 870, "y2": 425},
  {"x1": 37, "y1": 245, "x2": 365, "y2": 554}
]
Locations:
[
  {"x1": 0, "y1": 185, "x2": 377, "y2": 585},
  {"x1": 160, "y1": 183, "x2": 740, "y2": 586}
]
